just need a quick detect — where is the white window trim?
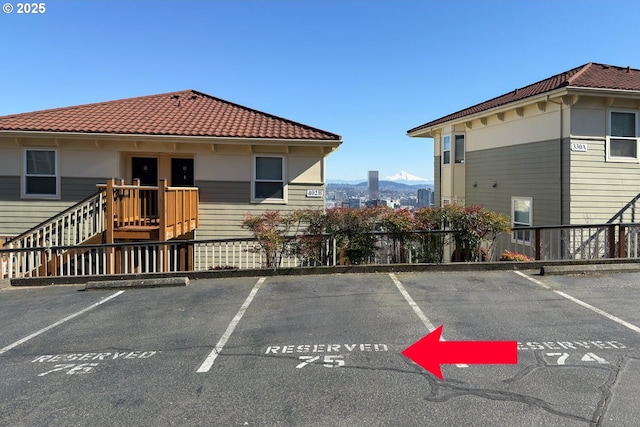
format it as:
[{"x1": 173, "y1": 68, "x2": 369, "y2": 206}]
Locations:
[
  {"x1": 606, "y1": 110, "x2": 639, "y2": 163},
  {"x1": 511, "y1": 196, "x2": 532, "y2": 245},
  {"x1": 252, "y1": 155, "x2": 287, "y2": 204},
  {"x1": 22, "y1": 148, "x2": 60, "y2": 199},
  {"x1": 454, "y1": 134, "x2": 465, "y2": 164},
  {"x1": 442, "y1": 135, "x2": 451, "y2": 165}
]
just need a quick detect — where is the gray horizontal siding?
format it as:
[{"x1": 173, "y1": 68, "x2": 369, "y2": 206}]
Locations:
[
  {"x1": 1, "y1": 176, "x2": 326, "y2": 239},
  {"x1": 196, "y1": 181, "x2": 325, "y2": 240},
  {"x1": 61, "y1": 177, "x2": 106, "y2": 201},
  {"x1": 465, "y1": 140, "x2": 563, "y2": 225},
  {"x1": 0, "y1": 176, "x2": 20, "y2": 200},
  {"x1": 569, "y1": 139, "x2": 640, "y2": 223},
  {"x1": 198, "y1": 181, "x2": 250, "y2": 204},
  {"x1": 0, "y1": 177, "x2": 105, "y2": 236}
]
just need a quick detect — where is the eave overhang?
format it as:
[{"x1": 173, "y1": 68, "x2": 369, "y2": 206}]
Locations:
[
  {"x1": 0, "y1": 130, "x2": 343, "y2": 149},
  {"x1": 408, "y1": 86, "x2": 640, "y2": 139}
]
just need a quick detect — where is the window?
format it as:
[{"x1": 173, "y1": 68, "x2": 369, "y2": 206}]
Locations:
[
  {"x1": 253, "y1": 156, "x2": 285, "y2": 201},
  {"x1": 511, "y1": 197, "x2": 532, "y2": 243},
  {"x1": 454, "y1": 134, "x2": 465, "y2": 163},
  {"x1": 23, "y1": 149, "x2": 59, "y2": 198},
  {"x1": 607, "y1": 111, "x2": 638, "y2": 161},
  {"x1": 443, "y1": 135, "x2": 450, "y2": 165}
]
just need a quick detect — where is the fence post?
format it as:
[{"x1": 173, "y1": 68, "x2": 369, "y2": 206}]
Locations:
[
  {"x1": 105, "y1": 179, "x2": 115, "y2": 244},
  {"x1": 618, "y1": 225, "x2": 626, "y2": 258},
  {"x1": 535, "y1": 229, "x2": 541, "y2": 260},
  {"x1": 186, "y1": 240, "x2": 194, "y2": 271},
  {"x1": 159, "y1": 179, "x2": 167, "y2": 241},
  {"x1": 38, "y1": 249, "x2": 47, "y2": 277},
  {"x1": 179, "y1": 241, "x2": 186, "y2": 271},
  {"x1": 608, "y1": 225, "x2": 617, "y2": 258},
  {"x1": 105, "y1": 179, "x2": 115, "y2": 274}
]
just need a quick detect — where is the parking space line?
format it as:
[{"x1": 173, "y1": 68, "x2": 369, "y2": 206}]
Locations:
[
  {"x1": 196, "y1": 277, "x2": 266, "y2": 373},
  {"x1": 389, "y1": 273, "x2": 467, "y2": 368},
  {"x1": 389, "y1": 273, "x2": 437, "y2": 331},
  {"x1": 514, "y1": 271, "x2": 640, "y2": 334},
  {"x1": 0, "y1": 290, "x2": 125, "y2": 356}
]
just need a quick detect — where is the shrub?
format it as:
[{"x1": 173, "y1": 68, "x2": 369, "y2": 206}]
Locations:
[
  {"x1": 241, "y1": 210, "x2": 301, "y2": 268},
  {"x1": 413, "y1": 207, "x2": 443, "y2": 230},
  {"x1": 380, "y1": 207, "x2": 421, "y2": 263},
  {"x1": 241, "y1": 205, "x2": 511, "y2": 267},
  {"x1": 442, "y1": 204, "x2": 511, "y2": 261},
  {"x1": 499, "y1": 250, "x2": 534, "y2": 262},
  {"x1": 328, "y1": 207, "x2": 384, "y2": 264}
]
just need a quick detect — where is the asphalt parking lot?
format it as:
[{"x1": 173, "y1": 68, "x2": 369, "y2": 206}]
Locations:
[{"x1": 1, "y1": 270, "x2": 640, "y2": 426}]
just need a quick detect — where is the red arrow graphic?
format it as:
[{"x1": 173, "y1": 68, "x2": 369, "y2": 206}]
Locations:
[{"x1": 402, "y1": 325, "x2": 518, "y2": 380}]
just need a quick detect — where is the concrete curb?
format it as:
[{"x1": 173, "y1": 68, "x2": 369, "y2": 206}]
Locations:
[
  {"x1": 85, "y1": 276, "x2": 189, "y2": 291},
  {"x1": 8, "y1": 258, "x2": 640, "y2": 287},
  {"x1": 540, "y1": 263, "x2": 640, "y2": 276}
]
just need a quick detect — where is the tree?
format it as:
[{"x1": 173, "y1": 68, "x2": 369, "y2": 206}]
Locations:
[
  {"x1": 241, "y1": 210, "x2": 301, "y2": 268},
  {"x1": 441, "y1": 204, "x2": 511, "y2": 261}
]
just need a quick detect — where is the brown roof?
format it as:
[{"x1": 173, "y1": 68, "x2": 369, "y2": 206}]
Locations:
[
  {"x1": 408, "y1": 62, "x2": 640, "y2": 134},
  {"x1": 0, "y1": 90, "x2": 341, "y2": 141}
]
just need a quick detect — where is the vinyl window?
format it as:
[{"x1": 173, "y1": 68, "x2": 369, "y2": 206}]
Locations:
[
  {"x1": 454, "y1": 135, "x2": 465, "y2": 164},
  {"x1": 442, "y1": 136, "x2": 450, "y2": 165},
  {"x1": 511, "y1": 197, "x2": 532, "y2": 244},
  {"x1": 23, "y1": 149, "x2": 59, "y2": 198},
  {"x1": 253, "y1": 155, "x2": 286, "y2": 202},
  {"x1": 607, "y1": 111, "x2": 638, "y2": 161}
]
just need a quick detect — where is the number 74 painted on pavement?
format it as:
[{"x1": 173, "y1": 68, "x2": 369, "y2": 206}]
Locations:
[{"x1": 546, "y1": 352, "x2": 609, "y2": 365}]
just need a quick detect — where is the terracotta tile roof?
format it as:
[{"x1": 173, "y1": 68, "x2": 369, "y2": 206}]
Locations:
[
  {"x1": 408, "y1": 62, "x2": 640, "y2": 134},
  {"x1": 0, "y1": 90, "x2": 341, "y2": 141}
]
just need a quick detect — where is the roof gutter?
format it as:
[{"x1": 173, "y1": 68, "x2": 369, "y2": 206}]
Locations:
[
  {"x1": 0, "y1": 130, "x2": 342, "y2": 147},
  {"x1": 407, "y1": 87, "x2": 572, "y2": 138}
]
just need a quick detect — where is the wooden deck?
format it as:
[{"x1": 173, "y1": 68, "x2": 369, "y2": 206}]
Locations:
[
  {"x1": 2, "y1": 179, "x2": 199, "y2": 277},
  {"x1": 100, "y1": 178, "x2": 199, "y2": 243}
]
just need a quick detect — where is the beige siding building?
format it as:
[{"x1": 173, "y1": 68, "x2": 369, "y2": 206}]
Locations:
[
  {"x1": 408, "y1": 62, "x2": 640, "y2": 228},
  {"x1": 0, "y1": 90, "x2": 341, "y2": 241}
]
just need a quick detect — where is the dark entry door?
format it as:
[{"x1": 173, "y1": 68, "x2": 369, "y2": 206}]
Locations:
[
  {"x1": 132, "y1": 157, "x2": 158, "y2": 186},
  {"x1": 171, "y1": 158, "x2": 194, "y2": 186}
]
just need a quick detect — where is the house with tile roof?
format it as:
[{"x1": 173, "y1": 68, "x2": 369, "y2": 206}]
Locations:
[
  {"x1": 408, "y1": 63, "x2": 640, "y2": 234},
  {"x1": 0, "y1": 90, "x2": 341, "y2": 244}
]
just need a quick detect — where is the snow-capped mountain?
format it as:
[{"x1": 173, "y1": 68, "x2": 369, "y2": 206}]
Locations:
[
  {"x1": 327, "y1": 170, "x2": 433, "y2": 187},
  {"x1": 384, "y1": 170, "x2": 431, "y2": 185}
]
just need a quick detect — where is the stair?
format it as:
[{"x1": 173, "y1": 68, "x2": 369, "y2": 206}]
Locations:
[
  {"x1": 2, "y1": 178, "x2": 199, "y2": 278},
  {"x1": 2, "y1": 191, "x2": 106, "y2": 251}
]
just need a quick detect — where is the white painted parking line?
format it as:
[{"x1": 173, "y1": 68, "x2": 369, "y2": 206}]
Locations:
[
  {"x1": 197, "y1": 277, "x2": 266, "y2": 373},
  {"x1": 389, "y1": 273, "x2": 467, "y2": 368},
  {"x1": 513, "y1": 270, "x2": 550, "y2": 289},
  {"x1": 514, "y1": 271, "x2": 640, "y2": 334},
  {"x1": 0, "y1": 290, "x2": 125, "y2": 356}
]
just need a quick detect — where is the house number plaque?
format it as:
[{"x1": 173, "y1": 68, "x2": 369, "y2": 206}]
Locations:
[{"x1": 306, "y1": 189, "x2": 324, "y2": 198}]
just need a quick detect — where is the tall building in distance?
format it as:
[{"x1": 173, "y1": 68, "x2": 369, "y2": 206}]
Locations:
[
  {"x1": 417, "y1": 188, "x2": 432, "y2": 208},
  {"x1": 368, "y1": 170, "x2": 379, "y2": 201}
]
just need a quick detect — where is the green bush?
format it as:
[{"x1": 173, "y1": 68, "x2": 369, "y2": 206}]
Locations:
[{"x1": 242, "y1": 205, "x2": 511, "y2": 266}]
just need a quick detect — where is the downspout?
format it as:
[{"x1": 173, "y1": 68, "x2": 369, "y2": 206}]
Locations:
[{"x1": 547, "y1": 97, "x2": 564, "y2": 225}]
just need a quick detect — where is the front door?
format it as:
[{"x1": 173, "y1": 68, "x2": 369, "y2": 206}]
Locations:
[
  {"x1": 171, "y1": 158, "x2": 194, "y2": 186},
  {"x1": 131, "y1": 157, "x2": 158, "y2": 186}
]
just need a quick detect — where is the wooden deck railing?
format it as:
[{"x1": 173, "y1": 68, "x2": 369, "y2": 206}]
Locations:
[
  {"x1": 160, "y1": 182, "x2": 199, "y2": 240},
  {"x1": 1, "y1": 191, "x2": 106, "y2": 251},
  {"x1": 2, "y1": 179, "x2": 198, "y2": 278},
  {"x1": 99, "y1": 178, "x2": 199, "y2": 243}
]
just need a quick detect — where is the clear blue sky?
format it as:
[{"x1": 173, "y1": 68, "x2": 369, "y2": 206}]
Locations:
[{"x1": 2, "y1": 0, "x2": 639, "y2": 181}]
